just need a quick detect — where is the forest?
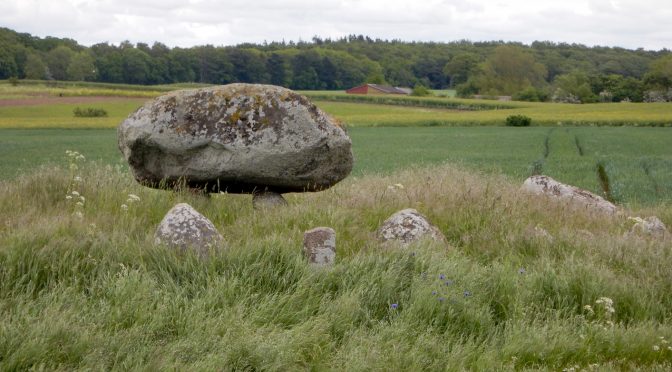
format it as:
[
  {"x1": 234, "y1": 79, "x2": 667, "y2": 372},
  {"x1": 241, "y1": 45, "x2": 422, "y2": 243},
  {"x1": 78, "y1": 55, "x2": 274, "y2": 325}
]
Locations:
[{"x1": 1, "y1": 27, "x2": 671, "y2": 102}]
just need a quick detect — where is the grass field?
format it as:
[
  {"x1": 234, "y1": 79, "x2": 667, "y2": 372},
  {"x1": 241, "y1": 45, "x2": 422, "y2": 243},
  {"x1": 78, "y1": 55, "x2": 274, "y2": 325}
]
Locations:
[
  {"x1": 2, "y1": 126, "x2": 670, "y2": 206},
  {"x1": 1, "y1": 162, "x2": 671, "y2": 370},
  {"x1": 1, "y1": 80, "x2": 672, "y2": 370}
]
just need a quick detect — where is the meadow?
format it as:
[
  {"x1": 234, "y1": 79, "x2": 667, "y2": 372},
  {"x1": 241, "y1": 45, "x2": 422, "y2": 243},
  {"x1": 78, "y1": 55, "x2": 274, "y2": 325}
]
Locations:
[{"x1": 1, "y1": 81, "x2": 671, "y2": 369}]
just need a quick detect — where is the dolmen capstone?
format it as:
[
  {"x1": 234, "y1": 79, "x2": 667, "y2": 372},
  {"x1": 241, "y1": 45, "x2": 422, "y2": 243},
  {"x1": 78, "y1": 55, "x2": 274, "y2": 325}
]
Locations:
[
  {"x1": 377, "y1": 208, "x2": 446, "y2": 247},
  {"x1": 522, "y1": 175, "x2": 618, "y2": 215},
  {"x1": 154, "y1": 203, "x2": 223, "y2": 257},
  {"x1": 118, "y1": 84, "x2": 353, "y2": 202}
]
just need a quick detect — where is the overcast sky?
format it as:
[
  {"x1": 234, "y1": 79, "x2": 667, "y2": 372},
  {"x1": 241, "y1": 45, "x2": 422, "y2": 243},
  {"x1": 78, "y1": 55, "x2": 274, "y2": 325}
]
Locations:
[{"x1": 1, "y1": 0, "x2": 670, "y2": 50}]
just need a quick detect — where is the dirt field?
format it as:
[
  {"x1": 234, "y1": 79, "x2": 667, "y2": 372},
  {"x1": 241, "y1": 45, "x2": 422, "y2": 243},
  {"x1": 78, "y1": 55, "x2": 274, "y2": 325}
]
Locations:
[{"x1": 0, "y1": 95, "x2": 148, "y2": 107}]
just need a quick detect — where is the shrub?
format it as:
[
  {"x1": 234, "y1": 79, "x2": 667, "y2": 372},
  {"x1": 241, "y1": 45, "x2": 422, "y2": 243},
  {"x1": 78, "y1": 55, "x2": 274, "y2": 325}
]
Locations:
[
  {"x1": 505, "y1": 115, "x2": 531, "y2": 127},
  {"x1": 8, "y1": 76, "x2": 19, "y2": 86},
  {"x1": 411, "y1": 84, "x2": 431, "y2": 97},
  {"x1": 73, "y1": 107, "x2": 108, "y2": 118}
]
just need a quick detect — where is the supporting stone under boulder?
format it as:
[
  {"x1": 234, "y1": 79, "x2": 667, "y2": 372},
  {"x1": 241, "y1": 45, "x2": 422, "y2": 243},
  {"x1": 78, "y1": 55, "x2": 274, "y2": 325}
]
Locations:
[
  {"x1": 252, "y1": 191, "x2": 288, "y2": 210},
  {"x1": 154, "y1": 203, "x2": 223, "y2": 257},
  {"x1": 522, "y1": 175, "x2": 618, "y2": 215},
  {"x1": 303, "y1": 227, "x2": 336, "y2": 266},
  {"x1": 377, "y1": 208, "x2": 445, "y2": 247}
]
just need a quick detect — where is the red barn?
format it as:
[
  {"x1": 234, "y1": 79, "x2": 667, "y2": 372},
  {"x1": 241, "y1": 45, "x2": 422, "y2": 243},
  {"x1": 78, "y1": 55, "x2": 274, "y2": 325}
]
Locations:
[{"x1": 346, "y1": 84, "x2": 411, "y2": 95}]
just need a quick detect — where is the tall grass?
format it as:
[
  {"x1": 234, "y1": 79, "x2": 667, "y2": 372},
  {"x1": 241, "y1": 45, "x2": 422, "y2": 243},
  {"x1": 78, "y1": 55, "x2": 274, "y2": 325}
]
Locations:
[{"x1": 1, "y1": 160, "x2": 671, "y2": 369}]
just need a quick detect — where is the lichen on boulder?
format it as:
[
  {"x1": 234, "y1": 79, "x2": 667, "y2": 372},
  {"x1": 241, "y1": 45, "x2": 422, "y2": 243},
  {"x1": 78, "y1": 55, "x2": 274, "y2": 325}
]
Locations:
[{"x1": 118, "y1": 83, "x2": 353, "y2": 194}]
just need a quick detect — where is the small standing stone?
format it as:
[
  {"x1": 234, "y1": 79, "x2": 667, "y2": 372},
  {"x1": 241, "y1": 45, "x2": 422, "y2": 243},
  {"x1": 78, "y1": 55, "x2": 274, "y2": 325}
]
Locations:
[
  {"x1": 628, "y1": 216, "x2": 667, "y2": 239},
  {"x1": 377, "y1": 208, "x2": 445, "y2": 246},
  {"x1": 154, "y1": 203, "x2": 223, "y2": 257},
  {"x1": 303, "y1": 227, "x2": 336, "y2": 266},
  {"x1": 252, "y1": 191, "x2": 288, "y2": 210}
]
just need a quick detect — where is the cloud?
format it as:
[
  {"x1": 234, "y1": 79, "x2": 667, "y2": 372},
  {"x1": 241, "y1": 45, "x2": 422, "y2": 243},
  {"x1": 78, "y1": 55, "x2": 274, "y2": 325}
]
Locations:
[{"x1": 0, "y1": 0, "x2": 669, "y2": 49}]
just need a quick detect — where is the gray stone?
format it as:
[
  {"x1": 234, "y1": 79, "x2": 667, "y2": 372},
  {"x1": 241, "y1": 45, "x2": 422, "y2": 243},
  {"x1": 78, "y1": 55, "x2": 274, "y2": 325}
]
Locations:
[
  {"x1": 303, "y1": 227, "x2": 336, "y2": 266},
  {"x1": 252, "y1": 191, "x2": 288, "y2": 209},
  {"x1": 118, "y1": 83, "x2": 353, "y2": 194},
  {"x1": 154, "y1": 203, "x2": 223, "y2": 257},
  {"x1": 628, "y1": 216, "x2": 667, "y2": 239},
  {"x1": 377, "y1": 208, "x2": 445, "y2": 246},
  {"x1": 522, "y1": 175, "x2": 618, "y2": 214}
]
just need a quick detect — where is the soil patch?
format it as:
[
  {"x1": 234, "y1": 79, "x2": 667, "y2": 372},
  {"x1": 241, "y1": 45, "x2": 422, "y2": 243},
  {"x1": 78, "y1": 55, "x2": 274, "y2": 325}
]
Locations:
[{"x1": 0, "y1": 95, "x2": 148, "y2": 107}]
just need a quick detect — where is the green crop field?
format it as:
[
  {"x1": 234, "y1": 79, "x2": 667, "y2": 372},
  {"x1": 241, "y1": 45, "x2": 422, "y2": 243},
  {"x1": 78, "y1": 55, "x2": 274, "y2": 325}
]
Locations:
[{"x1": 2, "y1": 126, "x2": 670, "y2": 206}]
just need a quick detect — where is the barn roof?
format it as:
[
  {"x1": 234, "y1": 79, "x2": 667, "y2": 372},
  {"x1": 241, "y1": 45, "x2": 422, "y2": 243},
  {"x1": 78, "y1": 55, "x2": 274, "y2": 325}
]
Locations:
[
  {"x1": 346, "y1": 84, "x2": 410, "y2": 94},
  {"x1": 367, "y1": 84, "x2": 409, "y2": 94}
]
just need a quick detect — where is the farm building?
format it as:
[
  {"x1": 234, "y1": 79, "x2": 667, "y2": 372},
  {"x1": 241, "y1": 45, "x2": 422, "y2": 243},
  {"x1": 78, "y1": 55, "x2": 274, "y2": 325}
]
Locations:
[{"x1": 346, "y1": 84, "x2": 411, "y2": 95}]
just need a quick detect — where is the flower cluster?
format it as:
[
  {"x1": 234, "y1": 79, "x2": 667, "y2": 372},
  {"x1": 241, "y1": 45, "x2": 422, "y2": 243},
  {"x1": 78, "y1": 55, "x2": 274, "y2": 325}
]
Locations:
[
  {"x1": 121, "y1": 193, "x2": 141, "y2": 211},
  {"x1": 653, "y1": 336, "x2": 671, "y2": 352},
  {"x1": 65, "y1": 190, "x2": 85, "y2": 218}
]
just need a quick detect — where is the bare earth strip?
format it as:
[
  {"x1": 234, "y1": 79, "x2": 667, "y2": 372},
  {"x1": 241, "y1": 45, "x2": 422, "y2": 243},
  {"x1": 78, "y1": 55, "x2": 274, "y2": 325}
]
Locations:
[{"x1": 0, "y1": 95, "x2": 147, "y2": 107}]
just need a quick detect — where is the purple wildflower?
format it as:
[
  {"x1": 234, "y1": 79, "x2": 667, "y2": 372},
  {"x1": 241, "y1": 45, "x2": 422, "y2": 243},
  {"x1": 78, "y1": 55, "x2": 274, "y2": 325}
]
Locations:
[
  {"x1": 391, "y1": 303, "x2": 398, "y2": 309},
  {"x1": 463, "y1": 290, "x2": 472, "y2": 297},
  {"x1": 518, "y1": 267, "x2": 526, "y2": 275},
  {"x1": 439, "y1": 274, "x2": 445, "y2": 280},
  {"x1": 438, "y1": 297, "x2": 445, "y2": 302},
  {"x1": 444, "y1": 280, "x2": 453, "y2": 286}
]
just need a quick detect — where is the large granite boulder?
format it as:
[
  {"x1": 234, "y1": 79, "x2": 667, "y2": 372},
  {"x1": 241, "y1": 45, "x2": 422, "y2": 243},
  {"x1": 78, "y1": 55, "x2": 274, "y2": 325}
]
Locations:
[
  {"x1": 522, "y1": 175, "x2": 618, "y2": 214},
  {"x1": 118, "y1": 84, "x2": 353, "y2": 193}
]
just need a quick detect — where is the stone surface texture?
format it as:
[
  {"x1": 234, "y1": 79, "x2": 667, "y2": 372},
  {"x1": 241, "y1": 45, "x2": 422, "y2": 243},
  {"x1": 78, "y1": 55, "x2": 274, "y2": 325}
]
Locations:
[
  {"x1": 154, "y1": 203, "x2": 223, "y2": 256},
  {"x1": 377, "y1": 208, "x2": 445, "y2": 246},
  {"x1": 118, "y1": 83, "x2": 353, "y2": 193},
  {"x1": 522, "y1": 175, "x2": 618, "y2": 214},
  {"x1": 628, "y1": 216, "x2": 667, "y2": 239},
  {"x1": 303, "y1": 227, "x2": 336, "y2": 266},
  {"x1": 252, "y1": 191, "x2": 288, "y2": 209}
]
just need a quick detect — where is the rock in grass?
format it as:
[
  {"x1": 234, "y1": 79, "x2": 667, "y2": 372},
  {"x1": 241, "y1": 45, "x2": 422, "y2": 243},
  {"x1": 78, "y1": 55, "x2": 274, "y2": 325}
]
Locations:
[
  {"x1": 628, "y1": 216, "x2": 667, "y2": 239},
  {"x1": 252, "y1": 191, "x2": 288, "y2": 209},
  {"x1": 118, "y1": 83, "x2": 353, "y2": 194},
  {"x1": 377, "y1": 208, "x2": 445, "y2": 246},
  {"x1": 522, "y1": 175, "x2": 617, "y2": 214},
  {"x1": 154, "y1": 203, "x2": 223, "y2": 257},
  {"x1": 303, "y1": 227, "x2": 336, "y2": 266}
]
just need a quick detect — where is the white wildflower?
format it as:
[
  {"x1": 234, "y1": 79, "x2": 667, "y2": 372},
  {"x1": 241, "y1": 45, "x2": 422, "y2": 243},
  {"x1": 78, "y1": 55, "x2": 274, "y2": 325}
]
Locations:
[
  {"x1": 127, "y1": 194, "x2": 140, "y2": 203},
  {"x1": 653, "y1": 345, "x2": 660, "y2": 351},
  {"x1": 73, "y1": 211, "x2": 83, "y2": 219},
  {"x1": 71, "y1": 191, "x2": 80, "y2": 196},
  {"x1": 65, "y1": 195, "x2": 73, "y2": 200},
  {"x1": 76, "y1": 154, "x2": 85, "y2": 161},
  {"x1": 121, "y1": 204, "x2": 129, "y2": 211},
  {"x1": 76, "y1": 202, "x2": 84, "y2": 207},
  {"x1": 74, "y1": 176, "x2": 82, "y2": 182},
  {"x1": 79, "y1": 196, "x2": 85, "y2": 203},
  {"x1": 394, "y1": 183, "x2": 404, "y2": 189},
  {"x1": 583, "y1": 305, "x2": 594, "y2": 314}
]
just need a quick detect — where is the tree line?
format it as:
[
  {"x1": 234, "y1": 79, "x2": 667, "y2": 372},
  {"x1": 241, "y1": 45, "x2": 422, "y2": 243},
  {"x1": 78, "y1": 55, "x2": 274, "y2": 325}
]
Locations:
[{"x1": 1, "y1": 28, "x2": 671, "y2": 102}]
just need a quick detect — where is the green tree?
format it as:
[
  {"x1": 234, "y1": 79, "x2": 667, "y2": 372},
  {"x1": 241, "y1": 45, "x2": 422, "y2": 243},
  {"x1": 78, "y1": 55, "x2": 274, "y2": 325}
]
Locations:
[
  {"x1": 443, "y1": 53, "x2": 479, "y2": 87},
  {"x1": 67, "y1": 51, "x2": 96, "y2": 81},
  {"x1": 24, "y1": 52, "x2": 47, "y2": 79},
  {"x1": 552, "y1": 71, "x2": 598, "y2": 103},
  {"x1": 473, "y1": 45, "x2": 548, "y2": 95},
  {"x1": 266, "y1": 52, "x2": 290, "y2": 87},
  {"x1": 46, "y1": 45, "x2": 75, "y2": 80},
  {"x1": 643, "y1": 55, "x2": 672, "y2": 90},
  {"x1": 122, "y1": 48, "x2": 151, "y2": 84}
]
